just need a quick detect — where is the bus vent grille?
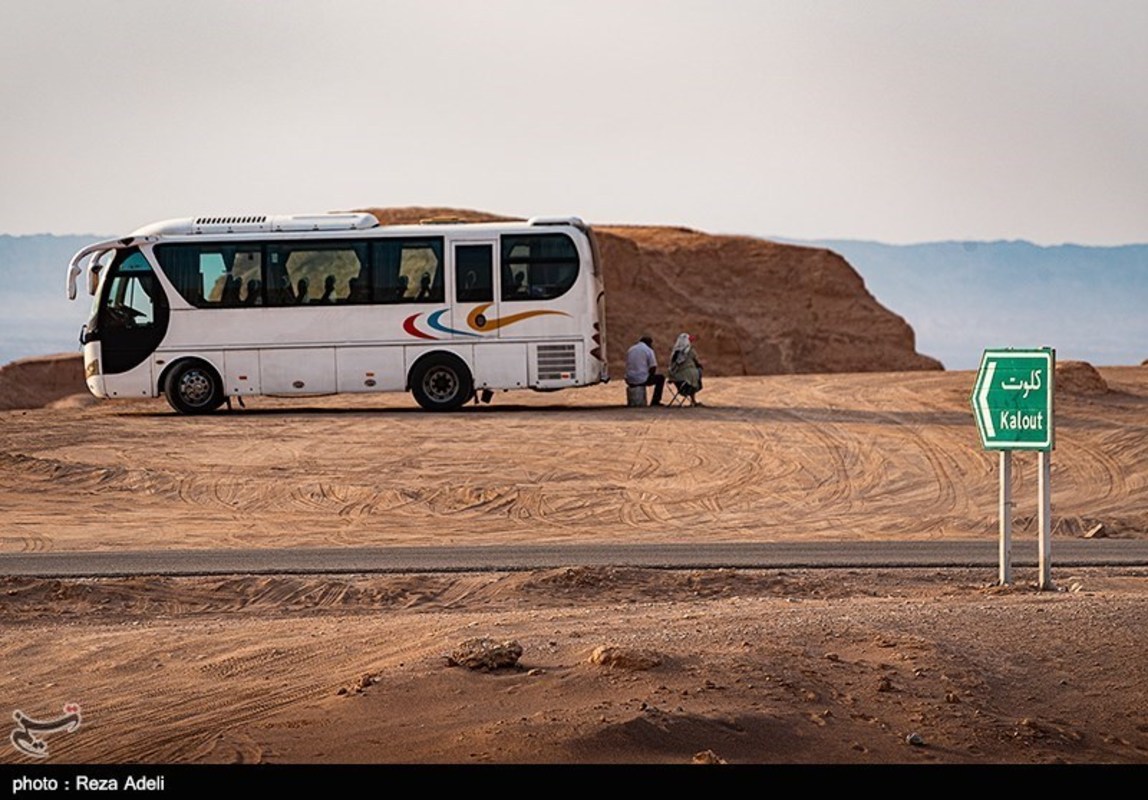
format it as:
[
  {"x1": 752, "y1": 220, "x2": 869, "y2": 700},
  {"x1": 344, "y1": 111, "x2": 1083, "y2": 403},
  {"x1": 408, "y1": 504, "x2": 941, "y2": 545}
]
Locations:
[
  {"x1": 536, "y1": 344, "x2": 577, "y2": 380},
  {"x1": 194, "y1": 215, "x2": 269, "y2": 225}
]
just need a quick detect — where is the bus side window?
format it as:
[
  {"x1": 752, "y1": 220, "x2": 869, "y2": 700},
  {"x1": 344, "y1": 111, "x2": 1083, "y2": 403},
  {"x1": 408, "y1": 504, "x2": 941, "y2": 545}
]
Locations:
[
  {"x1": 501, "y1": 234, "x2": 580, "y2": 301},
  {"x1": 268, "y1": 244, "x2": 366, "y2": 306},
  {"x1": 155, "y1": 245, "x2": 263, "y2": 308},
  {"x1": 456, "y1": 245, "x2": 492, "y2": 303},
  {"x1": 372, "y1": 238, "x2": 443, "y2": 304}
]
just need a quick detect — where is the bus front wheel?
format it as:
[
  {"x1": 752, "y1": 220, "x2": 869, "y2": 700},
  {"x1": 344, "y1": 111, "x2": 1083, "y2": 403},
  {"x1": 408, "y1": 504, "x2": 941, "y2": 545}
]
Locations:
[
  {"x1": 410, "y1": 353, "x2": 473, "y2": 412},
  {"x1": 164, "y1": 360, "x2": 225, "y2": 415}
]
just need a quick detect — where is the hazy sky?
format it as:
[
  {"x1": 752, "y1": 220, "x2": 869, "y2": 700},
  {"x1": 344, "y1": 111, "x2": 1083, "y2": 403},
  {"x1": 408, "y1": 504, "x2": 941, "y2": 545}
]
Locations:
[{"x1": 2, "y1": 0, "x2": 1145, "y2": 244}]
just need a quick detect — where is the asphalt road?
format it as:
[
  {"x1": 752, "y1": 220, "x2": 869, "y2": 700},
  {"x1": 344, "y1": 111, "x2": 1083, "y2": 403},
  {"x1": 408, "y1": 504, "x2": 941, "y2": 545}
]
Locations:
[{"x1": 2, "y1": 540, "x2": 1147, "y2": 578}]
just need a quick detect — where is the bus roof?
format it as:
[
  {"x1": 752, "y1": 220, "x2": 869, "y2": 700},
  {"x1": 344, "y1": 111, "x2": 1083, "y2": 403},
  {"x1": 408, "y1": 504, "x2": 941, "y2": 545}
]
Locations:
[
  {"x1": 128, "y1": 213, "x2": 590, "y2": 238},
  {"x1": 68, "y1": 213, "x2": 594, "y2": 299}
]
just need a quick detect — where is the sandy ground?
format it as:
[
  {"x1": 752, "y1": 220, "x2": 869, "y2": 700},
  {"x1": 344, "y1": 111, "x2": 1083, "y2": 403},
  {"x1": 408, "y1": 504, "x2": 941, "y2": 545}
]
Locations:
[{"x1": 2, "y1": 368, "x2": 1147, "y2": 765}]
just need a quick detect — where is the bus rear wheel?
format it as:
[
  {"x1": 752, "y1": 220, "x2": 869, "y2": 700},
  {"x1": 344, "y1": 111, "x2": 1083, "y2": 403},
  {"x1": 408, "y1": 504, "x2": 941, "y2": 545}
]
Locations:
[
  {"x1": 411, "y1": 353, "x2": 473, "y2": 412},
  {"x1": 164, "y1": 360, "x2": 225, "y2": 415}
]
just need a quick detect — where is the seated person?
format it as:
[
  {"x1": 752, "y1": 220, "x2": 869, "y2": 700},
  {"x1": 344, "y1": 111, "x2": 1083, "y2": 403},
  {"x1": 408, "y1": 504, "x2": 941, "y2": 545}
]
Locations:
[
  {"x1": 624, "y1": 335, "x2": 664, "y2": 406},
  {"x1": 220, "y1": 274, "x2": 243, "y2": 306},
  {"x1": 393, "y1": 274, "x2": 409, "y2": 301},
  {"x1": 416, "y1": 271, "x2": 433, "y2": 301},
  {"x1": 667, "y1": 332, "x2": 704, "y2": 406},
  {"x1": 347, "y1": 277, "x2": 369, "y2": 304}
]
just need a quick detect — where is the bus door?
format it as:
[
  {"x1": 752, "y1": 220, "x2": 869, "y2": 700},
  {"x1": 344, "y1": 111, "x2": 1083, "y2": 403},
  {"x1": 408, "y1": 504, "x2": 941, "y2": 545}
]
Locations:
[
  {"x1": 453, "y1": 241, "x2": 499, "y2": 338},
  {"x1": 91, "y1": 248, "x2": 170, "y2": 390},
  {"x1": 452, "y1": 239, "x2": 529, "y2": 389}
]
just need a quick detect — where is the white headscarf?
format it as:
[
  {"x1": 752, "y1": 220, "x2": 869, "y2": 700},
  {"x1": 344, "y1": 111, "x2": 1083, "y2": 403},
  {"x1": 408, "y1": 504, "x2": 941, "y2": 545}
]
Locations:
[{"x1": 670, "y1": 333, "x2": 692, "y2": 369}]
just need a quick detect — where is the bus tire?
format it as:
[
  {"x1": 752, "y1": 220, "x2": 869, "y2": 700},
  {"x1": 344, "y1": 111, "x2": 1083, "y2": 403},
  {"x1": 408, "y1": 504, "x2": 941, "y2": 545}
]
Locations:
[
  {"x1": 164, "y1": 359, "x2": 225, "y2": 415},
  {"x1": 410, "y1": 352, "x2": 473, "y2": 412}
]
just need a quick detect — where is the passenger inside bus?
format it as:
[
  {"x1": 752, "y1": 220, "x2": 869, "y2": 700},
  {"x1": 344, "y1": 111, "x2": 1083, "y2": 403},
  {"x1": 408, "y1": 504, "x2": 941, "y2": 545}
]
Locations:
[
  {"x1": 221, "y1": 273, "x2": 242, "y2": 306},
  {"x1": 347, "y1": 277, "x2": 368, "y2": 303}
]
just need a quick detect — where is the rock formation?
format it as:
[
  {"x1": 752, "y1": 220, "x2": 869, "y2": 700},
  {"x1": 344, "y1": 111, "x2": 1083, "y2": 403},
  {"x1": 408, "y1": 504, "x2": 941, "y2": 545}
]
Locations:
[
  {"x1": 1056, "y1": 360, "x2": 1108, "y2": 395},
  {"x1": 595, "y1": 224, "x2": 942, "y2": 376}
]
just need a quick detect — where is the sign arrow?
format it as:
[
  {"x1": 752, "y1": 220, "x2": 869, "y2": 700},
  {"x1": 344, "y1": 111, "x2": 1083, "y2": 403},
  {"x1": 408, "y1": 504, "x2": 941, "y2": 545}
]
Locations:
[{"x1": 978, "y1": 360, "x2": 996, "y2": 439}]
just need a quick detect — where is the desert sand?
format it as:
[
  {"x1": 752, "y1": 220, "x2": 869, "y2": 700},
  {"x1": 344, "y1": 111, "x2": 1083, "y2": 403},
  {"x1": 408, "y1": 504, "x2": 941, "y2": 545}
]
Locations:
[{"x1": 2, "y1": 361, "x2": 1147, "y2": 766}]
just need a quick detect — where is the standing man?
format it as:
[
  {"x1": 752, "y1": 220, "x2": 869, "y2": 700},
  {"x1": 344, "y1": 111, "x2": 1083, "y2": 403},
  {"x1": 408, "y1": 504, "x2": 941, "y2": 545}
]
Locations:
[{"x1": 625, "y1": 335, "x2": 665, "y2": 407}]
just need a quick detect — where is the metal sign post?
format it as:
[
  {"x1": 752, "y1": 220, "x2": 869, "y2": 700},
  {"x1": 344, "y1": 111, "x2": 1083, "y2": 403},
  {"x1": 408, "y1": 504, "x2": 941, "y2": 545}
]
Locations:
[
  {"x1": 1039, "y1": 450, "x2": 1052, "y2": 590},
  {"x1": 971, "y1": 348, "x2": 1055, "y2": 589},
  {"x1": 999, "y1": 450, "x2": 1012, "y2": 585}
]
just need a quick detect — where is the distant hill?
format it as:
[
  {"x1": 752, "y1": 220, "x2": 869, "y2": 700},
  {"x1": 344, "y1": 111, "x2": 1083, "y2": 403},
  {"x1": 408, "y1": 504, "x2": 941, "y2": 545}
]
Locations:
[
  {"x1": 0, "y1": 235, "x2": 96, "y2": 366},
  {"x1": 782, "y1": 239, "x2": 1148, "y2": 370}
]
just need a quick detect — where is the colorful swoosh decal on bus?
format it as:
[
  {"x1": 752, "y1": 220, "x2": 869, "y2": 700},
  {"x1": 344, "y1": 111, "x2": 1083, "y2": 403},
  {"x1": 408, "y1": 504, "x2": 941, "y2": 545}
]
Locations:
[
  {"x1": 402, "y1": 305, "x2": 570, "y2": 340},
  {"x1": 403, "y1": 310, "x2": 478, "y2": 339},
  {"x1": 465, "y1": 304, "x2": 568, "y2": 332},
  {"x1": 427, "y1": 309, "x2": 480, "y2": 338},
  {"x1": 402, "y1": 314, "x2": 438, "y2": 340}
]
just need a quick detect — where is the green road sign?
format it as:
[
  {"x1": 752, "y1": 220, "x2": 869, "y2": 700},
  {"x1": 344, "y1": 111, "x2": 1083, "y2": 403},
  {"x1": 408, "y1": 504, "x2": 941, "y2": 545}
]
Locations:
[{"x1": 971, "y1": 348, "x2": 1055, "y2": 451}]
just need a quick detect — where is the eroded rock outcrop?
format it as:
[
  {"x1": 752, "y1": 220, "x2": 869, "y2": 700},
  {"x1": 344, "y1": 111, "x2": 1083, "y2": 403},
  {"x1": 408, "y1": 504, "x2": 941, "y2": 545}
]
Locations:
[{"x1": 595, "y1": 225, "x2": 942, "y2": 377}]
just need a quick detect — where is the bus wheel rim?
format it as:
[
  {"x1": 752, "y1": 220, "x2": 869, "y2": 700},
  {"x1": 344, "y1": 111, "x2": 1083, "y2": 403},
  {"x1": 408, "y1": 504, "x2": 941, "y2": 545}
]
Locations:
[
  {"x1": 424, "y1": 367, "x2": 458, "y2": 402},
  {"x1": 179, "y1": 370, "x2": 213, "y2": 406}
]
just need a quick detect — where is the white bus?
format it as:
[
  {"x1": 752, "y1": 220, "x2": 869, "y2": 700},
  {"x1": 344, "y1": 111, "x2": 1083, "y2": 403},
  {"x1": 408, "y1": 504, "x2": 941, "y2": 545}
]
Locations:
[{"x1": 66, "y1": 212, "x2": 608, "y2": 413}]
